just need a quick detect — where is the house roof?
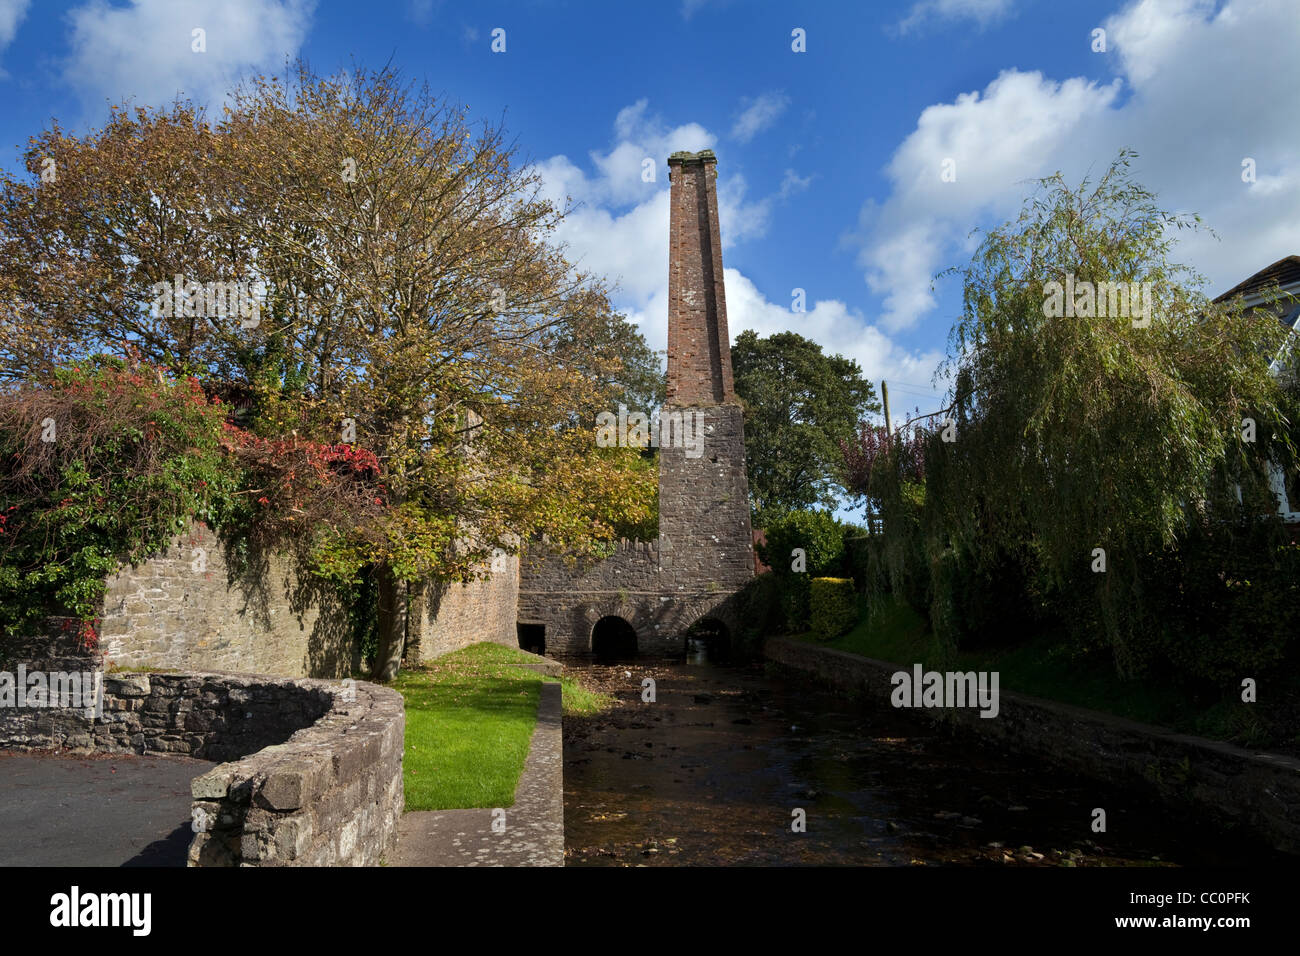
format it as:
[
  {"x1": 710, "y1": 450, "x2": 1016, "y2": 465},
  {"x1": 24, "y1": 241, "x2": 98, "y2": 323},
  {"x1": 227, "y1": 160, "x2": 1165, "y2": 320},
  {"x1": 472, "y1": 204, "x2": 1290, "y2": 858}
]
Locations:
[{"x1": 1213, "y1": 255, "x2": 1300, "y2": 304}]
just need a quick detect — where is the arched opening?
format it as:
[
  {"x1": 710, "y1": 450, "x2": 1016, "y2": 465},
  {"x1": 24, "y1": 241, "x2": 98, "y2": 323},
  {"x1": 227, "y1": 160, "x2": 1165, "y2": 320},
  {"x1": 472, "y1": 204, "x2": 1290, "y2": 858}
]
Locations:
[
  {"x1": 684, "y1": 617, "x2": 731, "y2": 663},
  {"x1": 517, "y1": 622, "x2": 545, "y2": 655},
  {"x1": 591, "y1": 616, "x2": 638, "y2": 661}
]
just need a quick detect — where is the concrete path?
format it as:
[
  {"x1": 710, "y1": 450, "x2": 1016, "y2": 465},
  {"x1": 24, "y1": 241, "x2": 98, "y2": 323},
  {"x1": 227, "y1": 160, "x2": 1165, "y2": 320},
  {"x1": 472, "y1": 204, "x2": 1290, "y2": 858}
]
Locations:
[
  {"x1": 394, "y1": 680, "x2": 563, "y2": 866},
  {"x1": 0, "y1": 751, "x2": 205, "y2": 866}
]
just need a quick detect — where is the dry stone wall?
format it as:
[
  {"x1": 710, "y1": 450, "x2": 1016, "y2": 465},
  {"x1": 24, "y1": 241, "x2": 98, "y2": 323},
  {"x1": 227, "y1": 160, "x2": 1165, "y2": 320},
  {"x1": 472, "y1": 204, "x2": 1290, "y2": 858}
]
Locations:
[
  {"x1": 188, "y1": 676, "x2": 404, "y2": 867},
  {"x1": 0, "y1": 667, "x2": 404, "y2": 867}
]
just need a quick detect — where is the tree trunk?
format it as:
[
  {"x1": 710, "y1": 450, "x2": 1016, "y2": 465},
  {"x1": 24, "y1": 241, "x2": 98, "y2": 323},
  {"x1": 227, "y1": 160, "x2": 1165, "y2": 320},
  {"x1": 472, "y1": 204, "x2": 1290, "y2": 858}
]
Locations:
[{"x1": 371, "y1": 564, "x2": 407, "y2": 682}]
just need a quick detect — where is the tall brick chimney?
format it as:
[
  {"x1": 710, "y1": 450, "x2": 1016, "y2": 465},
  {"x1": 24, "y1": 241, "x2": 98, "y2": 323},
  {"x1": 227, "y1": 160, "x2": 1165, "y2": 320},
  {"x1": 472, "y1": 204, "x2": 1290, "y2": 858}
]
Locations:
[
  {"x1": 658, "y1": 150, "x2": 754, "y2": 590},
  {"x1": 666, "y1": 149, "x2": 736, "y2": 405}
]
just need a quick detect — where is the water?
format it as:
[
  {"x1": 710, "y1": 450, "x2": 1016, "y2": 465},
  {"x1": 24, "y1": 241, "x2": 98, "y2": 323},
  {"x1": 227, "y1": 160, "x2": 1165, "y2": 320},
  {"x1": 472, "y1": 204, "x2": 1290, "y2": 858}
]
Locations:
[{"x1": 563, "y1": 657, "x2": 1287, "y2": 866}]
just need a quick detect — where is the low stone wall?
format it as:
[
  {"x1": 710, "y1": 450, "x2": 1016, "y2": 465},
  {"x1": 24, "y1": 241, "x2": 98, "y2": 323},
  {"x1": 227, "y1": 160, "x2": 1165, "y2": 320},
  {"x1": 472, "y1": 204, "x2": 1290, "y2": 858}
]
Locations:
[
  {"x1": 765, "y1": 637, "x2": 1300, "y2": 854},
  {"x1": 188, "y1": 676, "x2": 404, "y2": 867},
  {"x1": 0, "y1": 671, "x2": 333, "y2": 758},
  {"x1": 0, "y1": 670, "x2": 404, "y2": 867}
]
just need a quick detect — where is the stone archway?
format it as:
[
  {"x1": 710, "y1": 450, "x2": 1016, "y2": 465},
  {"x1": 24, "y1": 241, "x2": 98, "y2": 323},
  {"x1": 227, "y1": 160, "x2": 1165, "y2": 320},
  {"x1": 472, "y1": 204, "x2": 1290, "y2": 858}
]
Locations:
[
  {"x1": 684, "y1": 616, "x2": 731, "y2": 662},
  {"x1": 591, "y1": 615, "x2": 638, "y2": 661}
]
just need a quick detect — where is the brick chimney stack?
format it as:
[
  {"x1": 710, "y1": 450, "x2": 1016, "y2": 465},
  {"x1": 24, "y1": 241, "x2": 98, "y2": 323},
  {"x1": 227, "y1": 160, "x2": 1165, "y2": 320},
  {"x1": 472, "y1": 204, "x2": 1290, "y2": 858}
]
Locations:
[
  {"x1": 659, "y1": 150, "x2": 754, "y2": 589},
  {"x1": 666, "y1": 149, "x2": 736, "y2": 406}
]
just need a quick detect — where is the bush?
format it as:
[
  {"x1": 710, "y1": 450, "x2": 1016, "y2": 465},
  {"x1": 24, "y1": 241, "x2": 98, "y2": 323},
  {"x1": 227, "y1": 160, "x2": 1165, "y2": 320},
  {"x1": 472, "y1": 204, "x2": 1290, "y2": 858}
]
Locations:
[
  {"x1": 928, "y1": 542, "x2": 1047, "y2": 651},
  {"x1": 811, "y1": 577, "x2": 857, "y2": 639},
  {"x1": 842, "y1": 525, "x2": 872, "y2": 591},
  {"x1": 756, "y1": 509, "x2": 845, "y2": 576},
  {"x1": 779, "y1": 572, "x2": 812, "y2": 632},
  {"x1": 1146, "y1": 530, "x2": 1300, "y2": 682},
  {"x1": 0, "y1": 360, "x2": 238, "y2": 635}
]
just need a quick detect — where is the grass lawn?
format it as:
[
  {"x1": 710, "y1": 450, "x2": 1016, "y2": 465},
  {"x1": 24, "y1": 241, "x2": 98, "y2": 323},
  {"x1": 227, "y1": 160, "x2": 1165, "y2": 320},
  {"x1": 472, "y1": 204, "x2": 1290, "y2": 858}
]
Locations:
[
  {"x1": 796, "y1": 595, "x2": 1293, "y2": 749},
  {"x1": 390, "y1": 642, "x2": 610, "y2": 811}
]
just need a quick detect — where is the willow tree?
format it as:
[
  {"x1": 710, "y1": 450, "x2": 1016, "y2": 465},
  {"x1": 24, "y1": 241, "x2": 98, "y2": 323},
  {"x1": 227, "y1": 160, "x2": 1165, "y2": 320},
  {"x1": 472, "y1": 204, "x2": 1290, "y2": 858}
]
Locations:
[
  {"x1": 929, "y1": 150, "x2": 1299, "y2": 674},
  {"x1": 0, "y1": 63, "x2": 656, "y2": 679}
]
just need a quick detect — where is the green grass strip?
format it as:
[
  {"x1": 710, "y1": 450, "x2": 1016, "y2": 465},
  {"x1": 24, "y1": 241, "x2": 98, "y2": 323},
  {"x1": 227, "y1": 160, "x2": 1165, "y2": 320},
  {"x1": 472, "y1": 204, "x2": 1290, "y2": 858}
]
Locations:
[{"x1": 391, "y1": 642, "x2": 610, "y2": 811}]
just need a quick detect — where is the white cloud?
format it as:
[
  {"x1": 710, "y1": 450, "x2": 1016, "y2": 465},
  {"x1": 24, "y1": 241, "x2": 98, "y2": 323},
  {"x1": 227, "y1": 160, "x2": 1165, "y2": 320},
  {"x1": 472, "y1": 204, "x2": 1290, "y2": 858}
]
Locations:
[
  {"x1": 852, "y1": 69, "x2": 1121, "y2": 332},
  {"x1": 0, "y1": 0, "x2": 30, "y2": 73},
  {"x1": 61, "y1": 0, "x2": 316, "y2": 111},
  {"x1": 853, "y1": 0, "x2": 1300, "y2": 334},
  {"x1": 407, "y1": 0, "x2": 440, "y2": 27},
  {"x1": 896, "y1": 0, "x2": 1016, "y2": 35},
  {"x1": 681, "y1": 0, "x2": 736, "y2": 19},
  {"x1": 724, "y1": 270, "x2": 946, "y2": 394},
  {"x1": 778, "y1": 169, "x2": 813, "y2": 199},
  {"x1": 730, "y1": 91, "x2": 790, "y2": 144}
]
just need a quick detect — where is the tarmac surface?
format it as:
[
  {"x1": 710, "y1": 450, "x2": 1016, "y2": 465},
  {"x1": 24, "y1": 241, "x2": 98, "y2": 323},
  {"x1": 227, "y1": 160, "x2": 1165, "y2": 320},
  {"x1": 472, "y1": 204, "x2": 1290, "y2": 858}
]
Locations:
[{"x1": 0, "y1": 751, "x2": 204, "y2": 867}]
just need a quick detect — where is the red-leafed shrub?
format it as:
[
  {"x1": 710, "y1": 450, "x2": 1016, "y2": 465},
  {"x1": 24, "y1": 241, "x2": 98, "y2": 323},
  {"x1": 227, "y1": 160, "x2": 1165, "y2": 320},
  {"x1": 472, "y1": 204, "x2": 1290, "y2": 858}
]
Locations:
[{"x1": 219, "y1": 424, "x2": 386, "y2": 551}]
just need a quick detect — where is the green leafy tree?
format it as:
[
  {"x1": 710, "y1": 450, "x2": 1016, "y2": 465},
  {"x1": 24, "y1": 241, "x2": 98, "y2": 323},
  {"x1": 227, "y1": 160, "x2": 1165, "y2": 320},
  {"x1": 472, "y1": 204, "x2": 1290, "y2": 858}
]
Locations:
[
  {"x1": 732, "y1": 330, "x2": 878, "y2": 520},
  {"x1": 755, "y1": 508, "x2": 845, "y2": 631}
]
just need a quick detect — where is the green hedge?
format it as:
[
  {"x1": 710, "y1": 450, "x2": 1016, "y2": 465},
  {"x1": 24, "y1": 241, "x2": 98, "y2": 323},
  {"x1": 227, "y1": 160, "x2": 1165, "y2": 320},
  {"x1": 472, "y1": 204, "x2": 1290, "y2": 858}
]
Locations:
[
  {"x1": 779, "y1": 573, "x2": 812, "y2": 632},
  {"x1": 811, "y1": 577, "x2": 857, "y2": 639}
]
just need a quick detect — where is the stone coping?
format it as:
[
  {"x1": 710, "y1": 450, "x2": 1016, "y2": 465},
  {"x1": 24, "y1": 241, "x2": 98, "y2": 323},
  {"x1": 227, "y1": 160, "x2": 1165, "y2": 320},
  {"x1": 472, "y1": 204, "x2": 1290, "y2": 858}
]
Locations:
[{"x1": 185, "y1": 673, "x2": 404, "y2": 866}]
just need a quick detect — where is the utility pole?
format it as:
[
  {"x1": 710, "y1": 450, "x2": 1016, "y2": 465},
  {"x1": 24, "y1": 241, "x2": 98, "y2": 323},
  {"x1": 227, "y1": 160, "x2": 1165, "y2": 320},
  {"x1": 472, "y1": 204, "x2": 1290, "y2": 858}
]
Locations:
[{"x1": 881, "y1": 380, "x2": 892, "y2": 437}]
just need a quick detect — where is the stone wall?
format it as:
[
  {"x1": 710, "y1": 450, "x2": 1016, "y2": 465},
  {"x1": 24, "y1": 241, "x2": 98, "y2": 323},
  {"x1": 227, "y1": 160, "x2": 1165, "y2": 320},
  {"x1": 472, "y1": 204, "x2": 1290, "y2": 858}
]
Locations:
[
  {"x1": 519, "y1": 539, "x2": 742, "y2": 658},
  {"x1": 188, "y1": 676, "x2": 404, "y2": 867},
  {"x1": 0, "y1": 668, "x2": 404, "y2": 867},
  {"x1": 404, "y1": 552, "x2": 521, "y2": 663},
  {"x1": 98, "y1": 521, "x2": 353, "y2": 679},
  {"x1": 0, "y1": 669, "x2": 334, "y2": 758},
  {"x1": 657, "y1": 403, "x2": 754, "y2": 590},
  {"x1": 765, "y1": 637, "x2": 1300, "y2": 855}
]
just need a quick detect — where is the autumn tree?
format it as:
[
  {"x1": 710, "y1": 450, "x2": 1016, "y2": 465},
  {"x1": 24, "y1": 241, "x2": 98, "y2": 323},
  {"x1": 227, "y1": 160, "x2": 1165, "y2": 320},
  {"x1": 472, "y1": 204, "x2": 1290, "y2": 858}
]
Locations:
[{"x1": 0, "y1": 63, "x2": 656, "y2": 678}]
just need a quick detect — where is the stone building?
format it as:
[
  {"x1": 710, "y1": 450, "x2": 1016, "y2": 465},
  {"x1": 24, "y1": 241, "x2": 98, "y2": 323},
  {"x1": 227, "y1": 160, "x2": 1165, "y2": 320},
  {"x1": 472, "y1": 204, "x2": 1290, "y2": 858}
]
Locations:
[{"x1": 516, "y1": 150, "x2": 755, "y2": 659}]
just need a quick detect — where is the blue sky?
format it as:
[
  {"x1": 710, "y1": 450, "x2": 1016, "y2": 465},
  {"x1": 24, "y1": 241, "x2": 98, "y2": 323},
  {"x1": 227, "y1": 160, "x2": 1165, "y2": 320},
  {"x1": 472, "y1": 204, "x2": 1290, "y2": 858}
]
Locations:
[{"x1": 1, "y1": 0, "x2": 1298, "y2": 424}]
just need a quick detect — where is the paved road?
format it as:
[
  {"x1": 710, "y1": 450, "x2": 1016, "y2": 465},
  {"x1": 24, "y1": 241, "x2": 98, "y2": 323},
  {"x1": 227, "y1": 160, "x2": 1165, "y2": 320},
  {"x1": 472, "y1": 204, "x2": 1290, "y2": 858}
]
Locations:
[{"x1": 0, "y1": 751, "x2": 205, "y2": 867}]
